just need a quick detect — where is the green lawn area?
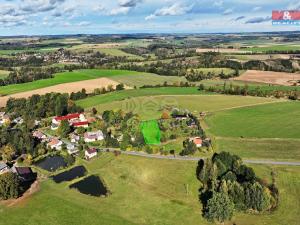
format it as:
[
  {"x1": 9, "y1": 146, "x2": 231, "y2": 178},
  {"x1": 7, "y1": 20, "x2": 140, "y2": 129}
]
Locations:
[
  {"x1": 0, "y1": 69, "x2": 147, "y2": 95},
  {"x1": 99, "y1": 48, "x2": 143, "y2": 60},
  {"x1": 0, "y1": 154, "x2": 299, "y2": 225},
  {"x1": 110, "y1": 73, "x2": 187, "y2": 88},
  {"x1": 215, "y1": 137, "x2": 300, "y2": 161},
  {"x1": 205, "y1": 101, "x2": 300, "y2": 139},
  {"x1": 80, "y1": 93, "x2": 280, "y2": 120}
]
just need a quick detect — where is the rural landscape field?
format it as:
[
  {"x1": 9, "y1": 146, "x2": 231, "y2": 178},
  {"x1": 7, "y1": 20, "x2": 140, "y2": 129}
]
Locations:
[{"x1": 0, "y1": 0, "x2": 300, "y2": 225}]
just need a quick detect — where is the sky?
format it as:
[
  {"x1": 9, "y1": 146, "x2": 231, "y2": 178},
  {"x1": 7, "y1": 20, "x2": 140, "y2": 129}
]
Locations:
[{"x1": 0, "y1": 0, "x2": 300, "y2": 35}]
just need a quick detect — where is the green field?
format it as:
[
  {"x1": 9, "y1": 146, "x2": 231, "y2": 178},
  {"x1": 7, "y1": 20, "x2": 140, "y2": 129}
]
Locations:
[
  {"x1": 215, "y1": 137, "x2": 300, "y2": 161},
  {"x1": 110, "y1": 73, "x2": 187, "y2": 88},
  {"x1": 247, "y1": 45, "x2": 300, "y2": 53},
  {"x1": 193, "y1": 67, "x2": 235, "y2": 75},
  {"x1": 0, "y1": 69, "x2": 147, "y2": 95},
  {"x1": 140, "y1": 120, "x2": 161, "y2": 145},
  {"x1": 0, "y1": 154, "x2": 299, "y2": 225},
  {"x1": 76, "y1": 87, "x2": 207, "y2": 109},
  {"x1": 206, "y1": 101, "x2": 300, "y2": 139},
  {"x1": 79, "y1": 92, "x2": 280, "y2": 120}
]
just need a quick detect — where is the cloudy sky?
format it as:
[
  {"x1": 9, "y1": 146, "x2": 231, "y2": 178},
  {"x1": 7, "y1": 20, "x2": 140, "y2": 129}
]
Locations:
[{"x1": 0, "y1": 0, "x2": 300, "y2": 35}]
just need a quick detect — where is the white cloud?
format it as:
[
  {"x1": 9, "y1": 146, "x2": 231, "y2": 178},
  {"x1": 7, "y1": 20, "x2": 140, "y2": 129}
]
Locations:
[
  {"x1": 252, "y1": 6, "x2": 262, "y2": 12},
  {"x1": 109, "y1": 7, "x2": 131, "y2": 16},
  {"x1": 287, "y1": 1, "x2": 300, "y2": 10},
  {"x1": 145, "y1": 3, "x2": 192, "y2": 20},
  {"x1": 223, "y1": 8, "x2": 233, "y2": 15}
]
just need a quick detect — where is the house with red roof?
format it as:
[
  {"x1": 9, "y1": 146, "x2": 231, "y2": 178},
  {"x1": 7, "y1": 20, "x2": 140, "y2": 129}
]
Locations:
[
  {"x1": 85, "y1": 148, "x2": 97, "y2": 160},
  {"x1": 47, "y1": 138, "x2": 63, "y2": 150},
  {"x1": 190, "y1": 137, "x2": 203, "y2": 148},
  {"x1": 51, "y1": 113, "x2": 88, "y2": 130}
]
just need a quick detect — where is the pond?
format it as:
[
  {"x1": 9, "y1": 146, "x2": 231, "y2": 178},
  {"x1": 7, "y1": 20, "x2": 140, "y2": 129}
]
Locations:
[
  {"x1": 52, "y1": 166, "x2": 87, "y2": 183},
  {"x1": 35, "y1": 155, "x2": 67, "y2": 172},
  {"x1": 69, "y1": 175, "x2": 108, "y2": 197}
]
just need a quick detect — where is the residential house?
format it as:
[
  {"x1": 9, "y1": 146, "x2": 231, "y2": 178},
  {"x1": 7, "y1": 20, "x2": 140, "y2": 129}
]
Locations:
[
  {"x1": 84, "y1": 130, "x2": 104, "y2": 143},
  {"x1": 67, "y1": 144, "x2": 79, "y2": 155},
  {"x1": 32, "y1": 131, "x2": 47, "y2": 140},
  {"x1": 47, "y1": 138, "x2": 63, "y2": 150},
  {"x1": 190, "y1": 137, "x2": 203, "y2": 148},
  {"x1": 0, "y1": 162, "x2": 10, "y2": 174},
  {"x1": 70, "y1": 133, "x2": 80, "y2": 143},
  {"x1": 85, "y1": 148, "x2": 97, "y2": 160},
  {"x1": 12, "y1": 166, "x2": 36, "y2": 182}
]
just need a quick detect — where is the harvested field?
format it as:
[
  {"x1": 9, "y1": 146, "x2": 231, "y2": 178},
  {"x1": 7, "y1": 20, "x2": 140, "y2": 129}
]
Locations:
[
  {"x1": 233, "y1": 70, "x2": 300, "y2": 86},
  {"x1": 196, "y1": 48, "x2": 252, "y2": 53},
  {"x1": 0, "y1": 78, "x2": 125, "y2": 107}
]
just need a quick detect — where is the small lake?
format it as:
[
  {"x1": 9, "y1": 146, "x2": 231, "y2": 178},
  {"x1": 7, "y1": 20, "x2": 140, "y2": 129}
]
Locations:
[
  {"x1": 52, "y1": 166, "x2": 87, "y2": 183},
  {"x1": 35, "y1": 155, "x2": 67, "y2": 172},
  {"x1": 69, "y1": 175, "x2": 108, "y2": 197}
]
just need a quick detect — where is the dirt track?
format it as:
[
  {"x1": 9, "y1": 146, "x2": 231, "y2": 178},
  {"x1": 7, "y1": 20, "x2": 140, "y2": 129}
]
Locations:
[
  {"x1": 0, "y1": 78, "x2": 124, "y2": 107},
  {"x1": 233, "y1": 70, "x2": 300, "y2": 86}
]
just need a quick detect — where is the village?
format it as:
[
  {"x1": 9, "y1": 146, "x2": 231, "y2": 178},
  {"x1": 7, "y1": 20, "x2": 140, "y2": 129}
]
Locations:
[{"x1": 0, "y1": 107, "x2": 208, "y2": 184}]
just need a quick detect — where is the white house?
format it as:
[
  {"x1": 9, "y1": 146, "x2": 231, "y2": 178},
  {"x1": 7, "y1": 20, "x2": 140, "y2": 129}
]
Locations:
[
  {"x1": 70, "y1": 133, "x2": 80, "y2": 143},
  {"x1": 47, "y1": 138, "x2": 63, "y2": 150},
  {"x1": 67, "y1": 144, "x2": 79, "y2": 155},
  {"x1": 85, "y1": 148, "x2": 97, "y2": 160},
  {"x1": 32, "y1": 131, "x2": 47, "y2": 140},
  {"x1": 84, "y1": 130, "x2": 104, "y2": 143}
]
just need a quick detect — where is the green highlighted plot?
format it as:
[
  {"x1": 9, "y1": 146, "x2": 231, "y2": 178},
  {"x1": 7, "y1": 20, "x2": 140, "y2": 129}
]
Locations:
[{"x1": 140, "y1": 120, "x2": 161, "y2": 145}]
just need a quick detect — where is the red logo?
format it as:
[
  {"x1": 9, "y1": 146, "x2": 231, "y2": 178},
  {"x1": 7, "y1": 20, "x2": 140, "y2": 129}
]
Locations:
[{"x1": 272, "y1": 10, "x2": 300, "y2": 20}]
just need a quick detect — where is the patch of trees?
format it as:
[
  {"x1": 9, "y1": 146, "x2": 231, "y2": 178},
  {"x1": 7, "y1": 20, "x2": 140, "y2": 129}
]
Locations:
[
  {"x1": 198, "y1": 83, "x2": 300, "y2": 100},
  {"x1": 0, "y1": 67, "x2": 61, "y2": 86},
  {"x1": 0, "y1": 56, "x2": 46, "y2": 67},
  {"x1": 6, "y1": 93, "x2": 83, "y2": 119},
  {"x1": 197, "y1": 152, "x2": 279, "y2": 223},
  {"x1": 0, "y1": 172, "x2": 20, "y2": 200},
  {"x1": 185, "y1": 69, "x2": 239, "y2": 81},
  {"x1": 140, "y1": 81, "x2": 195, "y2": 89}
]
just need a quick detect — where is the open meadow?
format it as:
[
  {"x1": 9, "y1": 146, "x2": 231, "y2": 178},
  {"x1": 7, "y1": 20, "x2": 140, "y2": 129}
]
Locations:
[
  {"x1": 0, "y1": 69, "x2": 147, "y2": 96},
  {"x1": 0, "y1": 154, "x2": 299, "y2": 225}
]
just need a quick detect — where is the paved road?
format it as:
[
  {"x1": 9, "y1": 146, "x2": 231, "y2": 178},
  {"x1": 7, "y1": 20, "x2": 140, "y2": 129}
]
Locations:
[{"x1": 102, "y1": 149, "x2": 300, "y2": 166}]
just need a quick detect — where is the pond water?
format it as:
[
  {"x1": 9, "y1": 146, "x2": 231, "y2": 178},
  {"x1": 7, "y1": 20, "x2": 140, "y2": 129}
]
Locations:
[
  {"x1": 69, "y1": 175, "x2": 108, "y2": 197},
  {"x1": 52, "y1": 166, "x2": 87, "y2": 183},
  {"x1": 35, "y1": 155, "x2": 67, "y2": 172}
]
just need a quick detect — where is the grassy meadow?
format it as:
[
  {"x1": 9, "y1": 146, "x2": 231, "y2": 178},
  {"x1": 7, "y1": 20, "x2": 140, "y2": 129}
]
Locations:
[
  {"x1": 205, "y1": 101, "x2": 300, "y2": 139},
  {"x1": 0, "y1": 69, "x2": 147, "y2": 95},
  {"x1": 110, "y1": 73, "x2": 188, "y2": 88},
  {"x1": 0, "y1": 154, "x2": 299, "y2": 225},
  {"x1": 83, "y1": 94, "x2": 280, "y2": 120}
]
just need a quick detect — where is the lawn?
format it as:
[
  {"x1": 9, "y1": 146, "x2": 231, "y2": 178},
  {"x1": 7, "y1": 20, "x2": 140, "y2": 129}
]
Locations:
[
  {"x1": 193, "y1": 67, "x2": 235, "y2": 75},
  {"x1": 205, "y1": 101, "x2": 300, "y2": 139},
  {"x1": 0, "y1": 69, "x2": 147, "y2": 95},
  {"x1": 80, "y1": 93, "x2": 280, "y2": 120},
  {"x1": 0, "y1": 154, "x2": 299, "y2": 225}
]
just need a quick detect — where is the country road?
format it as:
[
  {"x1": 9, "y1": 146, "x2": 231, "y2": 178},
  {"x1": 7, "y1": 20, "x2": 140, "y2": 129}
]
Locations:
[{"x1": 103, "y1": 149, "x2": 300, "y2": 166}]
